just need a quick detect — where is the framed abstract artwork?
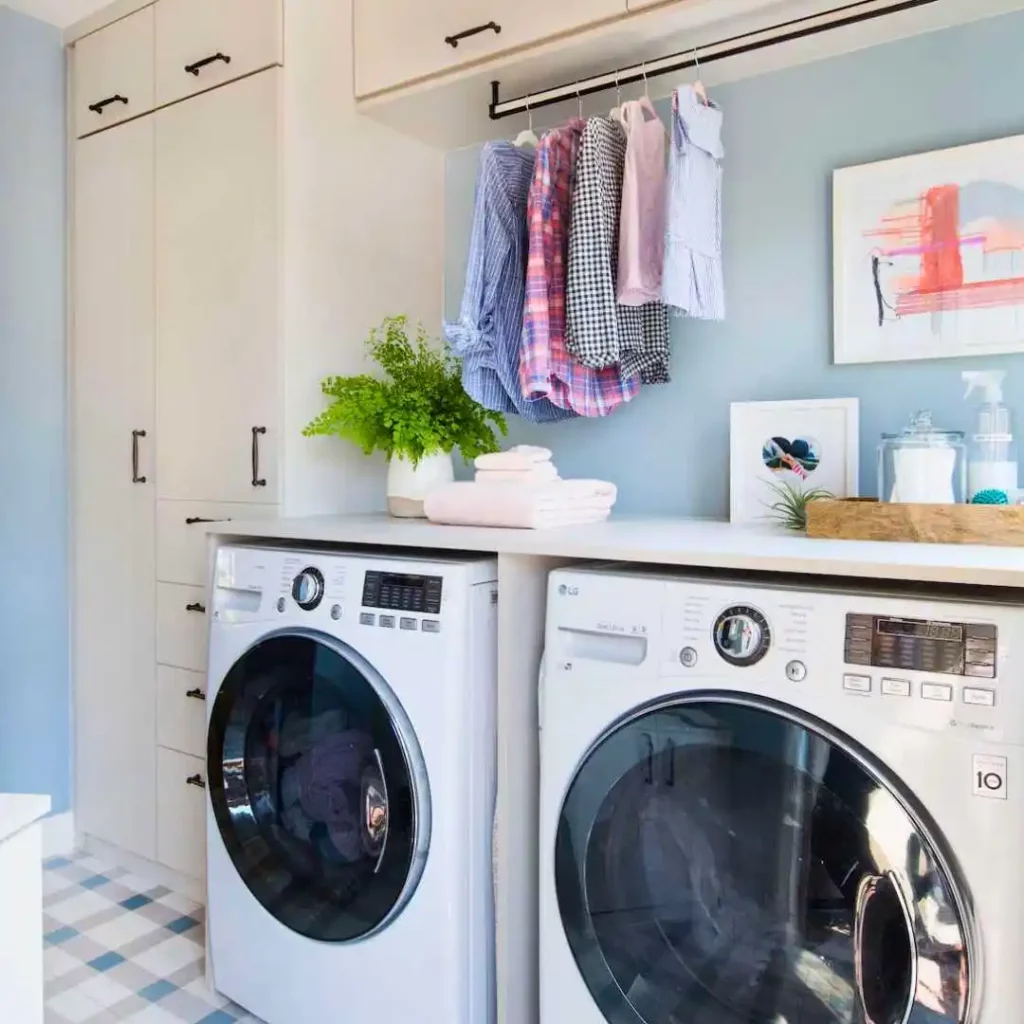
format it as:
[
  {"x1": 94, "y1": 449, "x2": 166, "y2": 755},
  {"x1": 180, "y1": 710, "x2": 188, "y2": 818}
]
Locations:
[
  {"x1": 834, "y1": 134, "x2": 1024, "y2": 364},
  {"x1": 730, "y1": 398, "x2": 860, "y2": 524}
]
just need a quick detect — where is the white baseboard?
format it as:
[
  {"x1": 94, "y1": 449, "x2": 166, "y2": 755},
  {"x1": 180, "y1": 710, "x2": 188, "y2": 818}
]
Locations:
[
  {"x1": 42, "y1": 812, "x2": 76, "y2": 859},
  {"x1": 78, "y1": 833, "x2": 205, "y2": 904}
]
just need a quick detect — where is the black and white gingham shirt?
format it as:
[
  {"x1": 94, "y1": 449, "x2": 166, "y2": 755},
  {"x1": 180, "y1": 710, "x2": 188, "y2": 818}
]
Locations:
[{"x1": 566, "y1": 117, "x2": 670, "y2": 384}]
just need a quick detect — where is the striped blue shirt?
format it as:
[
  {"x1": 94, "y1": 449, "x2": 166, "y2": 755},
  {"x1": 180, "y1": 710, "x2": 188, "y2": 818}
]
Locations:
[{"x1": 445, "y1": 142, "x2": 575, "y2": 422}]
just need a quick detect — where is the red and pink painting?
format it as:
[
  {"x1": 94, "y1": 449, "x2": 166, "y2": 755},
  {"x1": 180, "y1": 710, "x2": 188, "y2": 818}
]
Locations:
[{"x1": 834, "y1": 135, "x2": 1024, "y2": 364}]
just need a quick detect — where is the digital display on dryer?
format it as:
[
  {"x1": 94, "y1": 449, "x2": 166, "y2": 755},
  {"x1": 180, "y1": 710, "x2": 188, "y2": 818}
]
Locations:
[{"x1": 845, "y1": 613, "x2": 996, "y2": 679}]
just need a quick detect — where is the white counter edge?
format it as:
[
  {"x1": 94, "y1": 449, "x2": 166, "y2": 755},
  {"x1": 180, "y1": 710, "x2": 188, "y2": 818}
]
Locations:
[
  {"x1": 0, "y1": 795, "x2": 52, "y2": 845},
  {"x1": 206, "y1": 514, "x2": 1024, "y2": 588}
]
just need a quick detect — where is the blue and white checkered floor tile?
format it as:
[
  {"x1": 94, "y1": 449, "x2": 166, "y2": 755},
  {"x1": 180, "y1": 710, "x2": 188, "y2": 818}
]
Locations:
[{"x1": 43, "y1": 853, "x2": 264, "y2": 1024}]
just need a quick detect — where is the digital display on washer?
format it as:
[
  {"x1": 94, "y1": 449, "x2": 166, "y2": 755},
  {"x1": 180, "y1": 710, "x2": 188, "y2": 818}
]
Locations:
[
  {"x1": 845, "y1": 613, "x2": 996, "y2": 679},
  {"x1": 361, "y1": 572, "x2": 442, "y2": 614}
]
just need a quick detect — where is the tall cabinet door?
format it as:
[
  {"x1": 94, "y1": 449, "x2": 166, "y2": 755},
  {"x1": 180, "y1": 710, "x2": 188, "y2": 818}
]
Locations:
[
  {"x1": 156, "y1": 68, "x2": 280, "y2": 504},
  {"x1": 74, "y1": 118, "x2": 157, "y2": 860}
]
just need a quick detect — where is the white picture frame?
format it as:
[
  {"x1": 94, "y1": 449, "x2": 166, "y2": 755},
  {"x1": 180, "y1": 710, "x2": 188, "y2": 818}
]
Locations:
[
  {"x1": 834, "y1": 133, "x2": 1024, "y2": 364},
  {"x1": 730, "y1": 398, "x2": 860, "y2": 524}
]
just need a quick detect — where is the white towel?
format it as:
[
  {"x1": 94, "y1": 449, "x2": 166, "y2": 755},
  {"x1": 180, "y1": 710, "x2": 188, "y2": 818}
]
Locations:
[
  {"x1": 475, "y1": 445, "x2": 553, "y2": 471},
  {"x1": 475, "y1": 463, "x2": 560, "y2": 484},
  {"x1": 424, "y1": 479, "x2": 617, "y2": 529}
]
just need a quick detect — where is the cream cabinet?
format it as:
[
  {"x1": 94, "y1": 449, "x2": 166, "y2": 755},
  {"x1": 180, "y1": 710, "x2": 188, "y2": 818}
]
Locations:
[
  {"x1": 73, "y1": 117, "x2": 157, "y2": 861},
  {"x1": 74, "y1": 5, "x2": 155, "y2": 138},
  {"x1": 354, "y1": 0, "x2": 627, "y2": 97},
  {"x1": 155, "y1": 69, "x2": 281, "y2": 505},
  {"x1": 155, "y1": 0, "x2": 282, "y2": 106},
  {"x1": 73, "y1": 34, "x2": 282, "y2": 877}
]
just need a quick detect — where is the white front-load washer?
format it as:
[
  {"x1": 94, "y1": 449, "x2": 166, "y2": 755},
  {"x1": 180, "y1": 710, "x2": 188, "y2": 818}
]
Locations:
[
  {"x1": 540, "y1": 564, "x2": 1024, "y2": 1024},
  {"x1": 206, "y1": 544, "x2": 498, "y2": 1024}
]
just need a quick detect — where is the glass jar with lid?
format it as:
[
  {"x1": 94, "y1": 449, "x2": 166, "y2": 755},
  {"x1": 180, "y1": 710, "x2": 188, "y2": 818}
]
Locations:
[{"x1": 878, "y1": 411, "x2": 966, "y2": 504}]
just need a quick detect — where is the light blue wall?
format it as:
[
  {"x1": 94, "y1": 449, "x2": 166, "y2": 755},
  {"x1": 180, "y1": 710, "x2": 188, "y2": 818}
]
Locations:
[
  {"x1": 445, "y1": 10, "x2": 1024, "y2": 515},
  {"x1": 0, "y1": 9, "x2": 69, "y2": 811}
]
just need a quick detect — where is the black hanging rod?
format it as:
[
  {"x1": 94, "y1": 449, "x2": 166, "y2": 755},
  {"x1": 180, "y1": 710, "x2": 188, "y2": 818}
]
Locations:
[{"x1": 488, "y1": 0, "x2": 943, "y2": 120}]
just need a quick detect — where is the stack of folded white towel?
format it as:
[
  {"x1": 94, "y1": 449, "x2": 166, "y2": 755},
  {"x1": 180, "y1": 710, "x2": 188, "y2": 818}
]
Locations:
[{"x1": 424, "y1": 446, "x2": 617, "y2": 529}]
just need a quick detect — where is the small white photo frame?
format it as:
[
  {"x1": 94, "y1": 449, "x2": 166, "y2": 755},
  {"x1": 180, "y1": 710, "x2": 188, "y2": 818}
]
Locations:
[{"x1": 730, "y1": 398, "x2": 860, "y2": 524}]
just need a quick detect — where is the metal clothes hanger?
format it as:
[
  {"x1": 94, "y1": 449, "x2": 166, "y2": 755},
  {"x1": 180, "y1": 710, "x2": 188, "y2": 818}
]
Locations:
[
  {"x1": 692, "y1": 46, "x2": 709, "y2": 106},
  {"x1": 514, "y1": 95, "x2": 539, "y2": 148},
  {"x1": 576, "y1": 80, "x2": 583, "y2": 120},
  {"x1": 609, "y1": 68, "x2": 623, "y2": 122}
]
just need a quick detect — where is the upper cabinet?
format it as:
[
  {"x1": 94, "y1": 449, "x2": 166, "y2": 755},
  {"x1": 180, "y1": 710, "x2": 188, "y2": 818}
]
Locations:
[
  {"x1": 74, "y1": 6, "x2": 155, "y2": 138},
  {"x1": 354, "y1": 0, "x2": 627, "y2": 97},
  {"x1": 155, "y1": 0, "x2": 282, "y2": 106}
]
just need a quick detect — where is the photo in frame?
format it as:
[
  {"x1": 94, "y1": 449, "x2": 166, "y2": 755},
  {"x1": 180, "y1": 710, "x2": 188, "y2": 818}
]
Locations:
[
  {"x1": 834, "y1": 134, "x2": 1024, "y2": 364},
  {"x1": 730, "y1": 399, "x2": 860, "y2": 524}
]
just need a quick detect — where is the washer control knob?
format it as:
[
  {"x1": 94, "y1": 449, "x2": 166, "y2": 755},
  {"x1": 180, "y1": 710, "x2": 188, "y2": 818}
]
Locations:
[
  {"x1": 291, "y1": 567, "x2": 325, "y2": 611},
  {"x1": 786, "y1": 660, "x2": 808, "y2": 683},
  {"x1": 679, "y1": 647, "x2": 698, "y2": 668}
]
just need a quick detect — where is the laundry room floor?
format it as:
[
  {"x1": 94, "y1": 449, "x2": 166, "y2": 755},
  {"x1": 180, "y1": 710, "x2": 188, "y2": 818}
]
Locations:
[{"x1": 42, "y1": 854, "x2": 264, "y2": 1024}]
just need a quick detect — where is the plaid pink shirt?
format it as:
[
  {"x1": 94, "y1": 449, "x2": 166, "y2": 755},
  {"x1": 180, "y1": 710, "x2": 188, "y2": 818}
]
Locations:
[{"x1": 519, "y1": 121, "x2": 639, "y2": 417}]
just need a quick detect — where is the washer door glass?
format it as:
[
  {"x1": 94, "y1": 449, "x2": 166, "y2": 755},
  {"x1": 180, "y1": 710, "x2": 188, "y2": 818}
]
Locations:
[
  {"x1": 556, "y1": 696, "x2": 973, "y2": 1024},
  {"x1": 208, "y1": 630, "x2": 430, "y2": 943}
]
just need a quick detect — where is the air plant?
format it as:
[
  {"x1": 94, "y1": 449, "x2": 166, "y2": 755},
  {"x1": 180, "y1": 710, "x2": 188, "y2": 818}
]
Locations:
[{"x1": 762, "y1": 479, "x2": 835, "y2": 532}]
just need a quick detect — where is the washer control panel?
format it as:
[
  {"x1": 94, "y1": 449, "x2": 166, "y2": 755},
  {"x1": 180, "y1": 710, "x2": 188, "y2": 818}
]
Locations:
[{"x1": 361, "y1": 571, "x2": 443, "y2": 615}]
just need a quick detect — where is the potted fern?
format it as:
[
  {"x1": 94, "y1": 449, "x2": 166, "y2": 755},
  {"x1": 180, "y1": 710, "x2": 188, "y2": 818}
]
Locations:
[{"x1": 303, "y1": 316, "x2": 507, "y2": 517}]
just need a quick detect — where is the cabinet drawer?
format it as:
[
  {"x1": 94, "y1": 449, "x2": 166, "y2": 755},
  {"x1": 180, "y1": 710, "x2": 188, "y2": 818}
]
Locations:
[
  {"x1": 74, "y1": 6, "x2": 155, "y2": 137},
  {"x1": 156, "y1": 0, "x2": 282, "y2": 105},
  {"x1": 157, "y1": 583, "x2": 208, "y2": 672},
  {"x1": 354, "y1": 0, "x2": 624, "y2": 97},
  {"x1": 157, "y1": 747, "x2": 206, "y2": 879},
  {"x1": 157, "y1": 666, "x2": 207, "y2": 759},
  {"x1": 157, "y1": 501, "x2": 279, "y2": 587}
]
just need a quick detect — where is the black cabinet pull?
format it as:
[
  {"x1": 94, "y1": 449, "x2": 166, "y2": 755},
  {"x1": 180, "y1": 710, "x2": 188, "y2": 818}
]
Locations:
[
  {"x1": 185, "y1": 687, "x2": 207, "y2": 701},
  {"x1": 186, "y1": 602, "x2": 206, "y2": 613},
  {"x1": 186, "y1": 774, "x2": 207, "y2": 789},
  {"x1": 251, "y1": 426, "x2": 267, "y2": 488},
  {"x1": 88, "y1": 94, "x2": 128, "y2": 115},
  {"x1": 185, "y1": 52, "x2": 231, "y2": 76},
  {"x1": 185, "y1": 516, "x2": 232, "y2": 525},
  {"x1": 131, "y1": 430, "x2": 147, "y2": 484},
  {"x1": 445, "y1": 21, "x2": 501, "y2": 47}
]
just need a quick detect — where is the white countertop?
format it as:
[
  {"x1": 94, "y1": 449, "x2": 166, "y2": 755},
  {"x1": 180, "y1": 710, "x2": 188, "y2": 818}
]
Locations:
[
  {"x1": 0, "y1": 795, "x2": 51, "y2": 844},
  {"x1": 210, "y1": 514, "x2": 1024, "y2": 588}
]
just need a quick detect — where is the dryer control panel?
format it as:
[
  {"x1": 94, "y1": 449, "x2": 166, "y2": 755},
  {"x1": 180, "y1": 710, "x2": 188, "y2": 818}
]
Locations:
[{"x1": 361, "y1": 571, "x2": 443, "y2": 615}]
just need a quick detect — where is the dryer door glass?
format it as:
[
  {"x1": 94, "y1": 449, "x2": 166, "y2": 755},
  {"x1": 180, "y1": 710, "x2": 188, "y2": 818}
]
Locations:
[
  {"x1": 555, "y1": 696, "x2": 973, "y2": 1024},
  {"x1": 208, "y1": 630, "x2": 430, "y2": 943}
]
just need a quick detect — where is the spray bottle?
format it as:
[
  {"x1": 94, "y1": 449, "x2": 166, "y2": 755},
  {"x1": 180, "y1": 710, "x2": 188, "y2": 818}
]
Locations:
[{"x1": 962, "y1": 370, "x2": 1017, "y2": 502}]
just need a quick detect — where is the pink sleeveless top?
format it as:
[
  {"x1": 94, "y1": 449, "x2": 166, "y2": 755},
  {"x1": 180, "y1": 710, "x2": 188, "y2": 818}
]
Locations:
[{"x1": 617, "y1": 98, "x2": 667, "y2": 306}]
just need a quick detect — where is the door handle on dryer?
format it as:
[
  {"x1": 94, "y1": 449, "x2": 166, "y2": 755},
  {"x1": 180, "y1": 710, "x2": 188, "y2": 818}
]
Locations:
[
  {"x1": 854, "y1": 870, "x2": 917, "y2": 1024},
  {"x1": 364, "y1": 748, "x2": 390, "y2": 874},
  {"x1": 131, "y1": 430, "x2": 147, "y2": 484}
]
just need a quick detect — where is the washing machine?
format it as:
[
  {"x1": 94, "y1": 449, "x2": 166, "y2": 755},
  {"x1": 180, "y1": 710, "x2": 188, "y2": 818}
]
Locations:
[
  {"x1": 540, "y1": 564, "x2": 1024, "y2": 1024},
  {"x1": 206, "y1": 544, "x2": 498, "y2": 1024}
]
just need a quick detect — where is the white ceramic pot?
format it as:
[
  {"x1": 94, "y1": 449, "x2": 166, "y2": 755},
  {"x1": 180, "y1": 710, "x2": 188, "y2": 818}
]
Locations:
[{"x1": 386, "y1": 451, "x2": 454, "y2": 518}]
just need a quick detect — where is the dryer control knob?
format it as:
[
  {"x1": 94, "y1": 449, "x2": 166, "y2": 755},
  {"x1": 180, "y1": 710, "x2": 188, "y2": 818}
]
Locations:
[
  {"x1": 292, "y1": 567, "x2": 325, "y2": 611},
  {"x1": 679, "y1": 647, "x2": 698, "y2": 668},
  {"x1": 786, "y1": 660, "x2": 807, "y2": 682}
]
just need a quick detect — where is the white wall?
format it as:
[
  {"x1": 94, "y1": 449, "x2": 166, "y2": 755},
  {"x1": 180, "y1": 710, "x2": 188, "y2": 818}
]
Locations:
[{"x1": 282, "y1": 0, "x2": 445, "y2": 516}]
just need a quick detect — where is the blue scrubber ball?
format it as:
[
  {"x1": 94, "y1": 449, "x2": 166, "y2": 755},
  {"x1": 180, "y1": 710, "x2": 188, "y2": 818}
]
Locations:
[{"x1": 971, "y1": 489, "x2": 1010, "y2": 505}]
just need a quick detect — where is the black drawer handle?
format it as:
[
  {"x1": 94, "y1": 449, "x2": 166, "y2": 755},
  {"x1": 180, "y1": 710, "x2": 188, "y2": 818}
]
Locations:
[
  {"x1": 185, "y1": 602, "x2": 206, "y2": 614},
  {"x1": 185, "y1": 688, "x2": 207, "y2": 701},
  {"x1": 186, "y1": 774, "x2": 207, "y2": 789},
  {"x1": 445, "y1": 21, "x2": 501, "y2": 47},
  {"x1": 89, "y1": 94, "x2": 128, "y2": 115},
  {"x1": 131, "y1": 429, "x2": 147, "y2": 484},
  {"x1": 185, "y1": 516, "x2": 232, "y2": 525},
  {"x1": 251, "y1": 426, "x2": 267, "y2": 488},
  {"x1": 185, "y1": 52, "x2": 231, "y2": 76}
]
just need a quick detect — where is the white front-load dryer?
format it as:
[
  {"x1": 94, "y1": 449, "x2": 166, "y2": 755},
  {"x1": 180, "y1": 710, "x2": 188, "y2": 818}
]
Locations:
[
  {"x1": 206, "y1": 544, "x2": 498, "y2": 1024},
  {"x1": 541, "y1": 565, "x2": 1024, "y2": 1024}
]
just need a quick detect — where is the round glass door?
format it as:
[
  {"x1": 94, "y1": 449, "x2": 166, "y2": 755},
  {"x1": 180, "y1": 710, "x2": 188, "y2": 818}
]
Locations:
[
  {"x1": 556, "y1": 695, "x2": 974, "y2": 1024},
  {"x1": 208, "y1": 630, "x2": 430, "y2": 943}
]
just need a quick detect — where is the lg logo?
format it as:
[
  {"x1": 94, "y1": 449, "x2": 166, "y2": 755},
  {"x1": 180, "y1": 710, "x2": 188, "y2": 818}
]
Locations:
[{"x1": 558, "y1": 584, "x2": 579, "y2": 597}]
